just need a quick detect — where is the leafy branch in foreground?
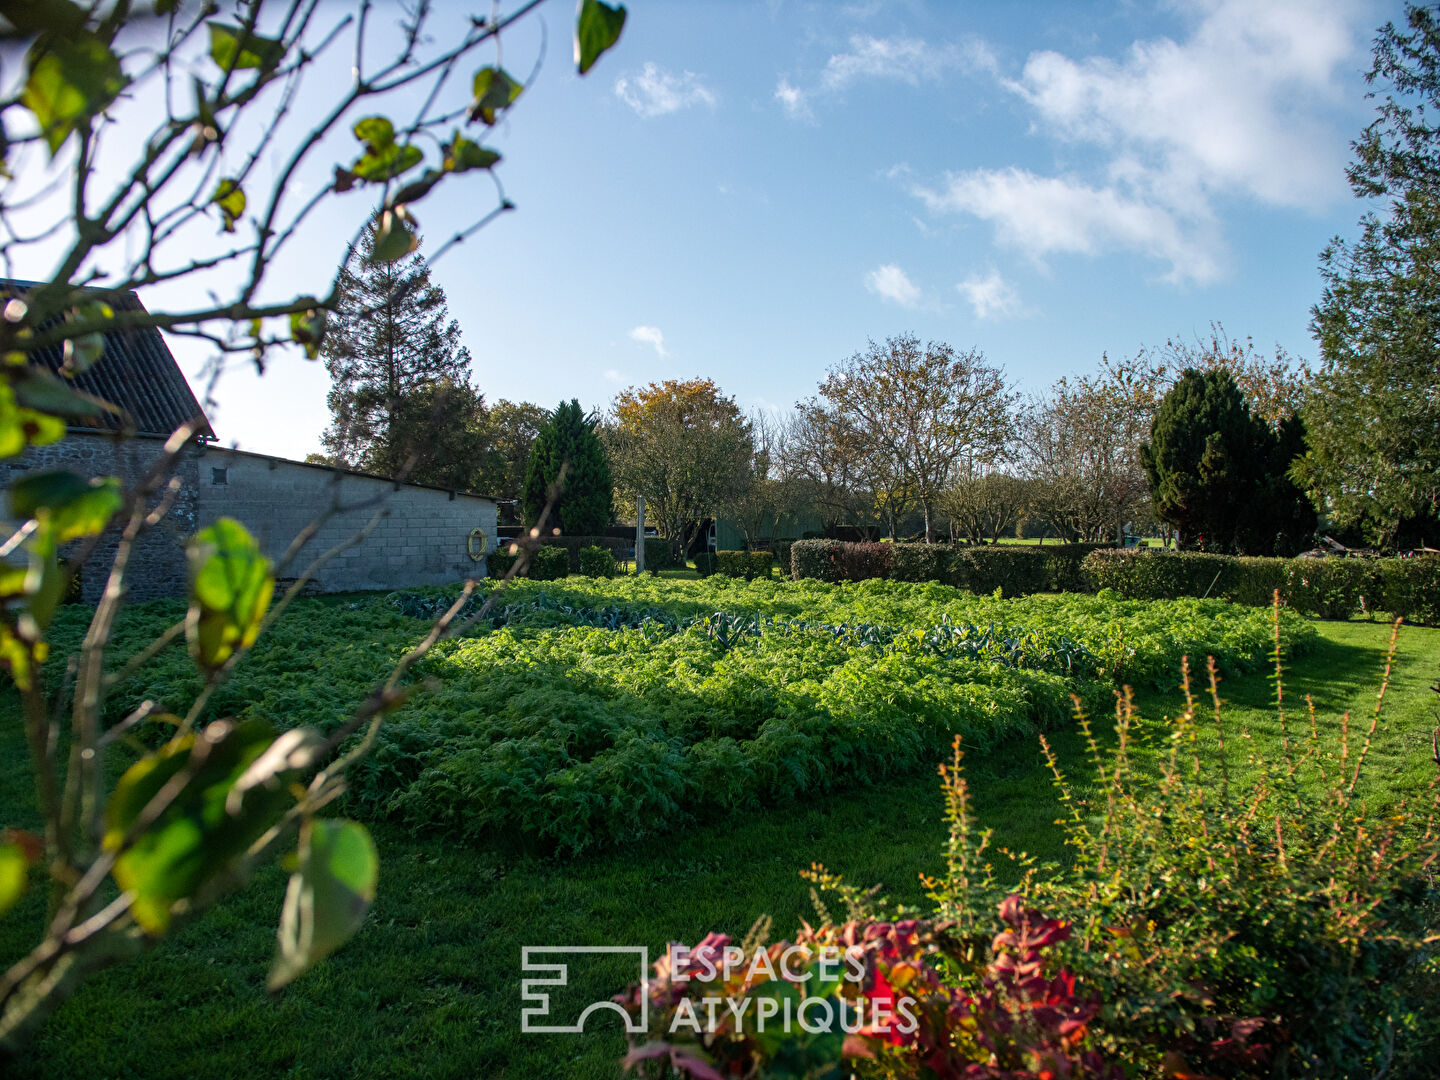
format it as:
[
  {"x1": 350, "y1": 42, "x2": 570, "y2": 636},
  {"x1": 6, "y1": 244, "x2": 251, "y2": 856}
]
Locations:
[{"x1": 0, "y1": 0, "x2": 627, "y2": 1056}]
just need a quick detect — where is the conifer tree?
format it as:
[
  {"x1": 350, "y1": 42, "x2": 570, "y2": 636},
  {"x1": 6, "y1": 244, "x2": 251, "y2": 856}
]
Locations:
[
  {"x1": 320, "y1": 229, "x2": 483, "y2": 487},
  {"x1": 521, "y1": 400, "x2": 614, "y2": 534},
  {"x1": 1141, "y1": 369, "x2": 1271, "y2": 552}
]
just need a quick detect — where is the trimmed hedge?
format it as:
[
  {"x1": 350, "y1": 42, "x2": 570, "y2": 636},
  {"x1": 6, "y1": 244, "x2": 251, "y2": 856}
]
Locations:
[
  {"x1": 1081, "y1": 549, "x2": 1409, "y2": 622},
  {"x1": 535, "y1": 534, "x2": 630, "y2": 573},
  {"x1": 486, "y1": 546, "x2": 520, "y2": 579},
  {"x1": 693, "y1": 551, "x2": 718, "y2": 577},
  {"x1": 529, "y1": 545, "x2": 571, "y2": 581},
  {"x1": 1380, "y1": 555, "x2": 1440, "y2": 626},
  {"x1": 891, "y1": 543, "x2": 951, "y2": 584},
  {"x1": 578, "y1": 545, "x2": 617, "y2": 578},
  {"x1": 773, "y1": 540, "x2": 796, "y2": 580},
  {"x1": 953, "y1": 546, "x2": 1049, "y2": 596},
  {"x1": 789, "y1": 541, "x2": 1440, "y2": 624},
  {"x1": 642, "y1": 537, "x2": 674, "y2": 572},
  {"x1": 792, "y1": 540, "x2": 1113, "y2": 598},
  {"x1": 716, "y1": 550, "x2": 775, "y2": 580}
]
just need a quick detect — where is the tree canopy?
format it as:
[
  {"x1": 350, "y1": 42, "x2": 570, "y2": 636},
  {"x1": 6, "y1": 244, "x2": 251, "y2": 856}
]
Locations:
[
  {"x1": 1141, "y1": 369, "x2": 1314, "y2": 554},
  {"x1": 1300, "y1": 3, "x2": 1440, "y2": 547},
  {"x1": 320, "y1": 231, "x2": 482, "y2": 488},
  {"x1": 818, "y1": 334, "x2": 1016, "y2": 543},
  {"x1": 607, "y1": 378, "x2": 753, "y2": 547},
  {"x1": 521, "y1": 400, "x2": 613, "y2": 534}
]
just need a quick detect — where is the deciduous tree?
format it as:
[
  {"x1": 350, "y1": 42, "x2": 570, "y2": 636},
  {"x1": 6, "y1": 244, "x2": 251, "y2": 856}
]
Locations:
[
  {"x1": 818, "y1": 334, "x2": 1016, "y2": 543},
  {"x1": 607, "y1": 379, "x2": 752, "y2": 549}
]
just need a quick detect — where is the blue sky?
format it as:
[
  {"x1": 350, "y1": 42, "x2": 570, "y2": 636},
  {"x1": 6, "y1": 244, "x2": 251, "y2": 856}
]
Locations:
[{"x1": 173, "y1": 0, "x2": 1389, "y2": 458}]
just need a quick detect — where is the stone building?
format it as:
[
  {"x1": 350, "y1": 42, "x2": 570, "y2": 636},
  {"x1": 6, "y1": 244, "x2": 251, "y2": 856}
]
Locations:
[{"x1": 1, "y1": 282, "x2": 497, "y2": 602}]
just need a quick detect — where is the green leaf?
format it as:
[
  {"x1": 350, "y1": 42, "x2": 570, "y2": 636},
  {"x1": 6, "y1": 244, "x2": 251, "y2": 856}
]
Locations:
[
  {"x1": 288, "y1": 302, "x2": 327, "y2": 360},
  {"x1": 469, "y1": 67, "x2": 523, "y2": 125},
  {"x1": 10, "y1": 365, "x2": 119, "y2": 419},
  {"x1": 442, "y1": 133, "x2": 500, "y2": 173},
  {"x1": 210, "y1": 179, "x2": 246, "y2": 233},
  {"x1": 104, "y1": 720, "x2": 286, "y2": 933},
  {"x1": 575, "y1": 0, "x2": 626, "y2": 75},
  {"x1": 9, "y1": 470, "x2": 122, "y2": 542},
  {"x1": 348, "y1": 116, "x2": 422, "y2": 183},
  {"x1": 371, "y1": 209, "x2": 417, "y2": 264},
  {"x1": 207, "y1": 22, "x2": 285, "y2": 71},
  {"x1": 0, "y1": 378, "x2": 65, "y2": 459},
  {"x1": 22, "y1": 34, "x2": 129, "y2": 155},
  {"x1": 352, "y1": 115, "x2": 394, "y2": 151},
  {"x1": 186, "y1": 517, "x2": 274, "y2": 672},
  {"x1": 351, "y1": 143, "x2": 422, "y2": 184},
  {"x1": 268, "y1": 819, "x2": 378, "y2": 990},
  {"x1": 0, "y1": 844, "x2": 26, "y2": 918},
  {"x1": 0, "y1": 625, "x2": 43, "y2": 692}
]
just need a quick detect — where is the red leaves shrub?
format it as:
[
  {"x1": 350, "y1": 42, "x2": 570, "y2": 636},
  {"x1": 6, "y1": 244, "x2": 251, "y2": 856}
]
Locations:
[{"x1": 618, "y1": 897, "x2": 1120, "y2": 1080}]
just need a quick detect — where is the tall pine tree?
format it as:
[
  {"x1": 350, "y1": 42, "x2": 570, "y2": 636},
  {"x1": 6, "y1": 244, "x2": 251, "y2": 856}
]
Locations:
[
  {"x1": 521, "y1": 400, "x2": 613, "y2": 534},
  {"x1": 321, "y1": 228, "x2": 483, "y2": 488}
]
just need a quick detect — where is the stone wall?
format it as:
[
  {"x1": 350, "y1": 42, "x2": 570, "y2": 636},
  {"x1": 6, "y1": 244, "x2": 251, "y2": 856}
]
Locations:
[
  {"x1": 195, "y1": 446, "x2": 497, "y2": 594},
  {"x1": 0, "y1": 431, "x2": 198, "y2": 603},
  {"x1": 1, "y1": 433, "x2": 498, "y2": 602}
]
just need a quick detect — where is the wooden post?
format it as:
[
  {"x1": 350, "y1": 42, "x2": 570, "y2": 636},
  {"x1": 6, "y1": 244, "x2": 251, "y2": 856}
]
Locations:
[{"x1": 635, "y1": 495, "x2": 646, "y2": 575}]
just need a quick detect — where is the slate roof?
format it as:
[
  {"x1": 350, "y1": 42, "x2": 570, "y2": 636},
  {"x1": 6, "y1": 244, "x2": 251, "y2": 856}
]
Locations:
[{"x1": 0, "y1": 280, "x2": 214, "y2": 440}]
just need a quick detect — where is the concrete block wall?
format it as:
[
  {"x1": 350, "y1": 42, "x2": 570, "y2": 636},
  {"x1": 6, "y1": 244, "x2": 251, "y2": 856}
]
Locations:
[
  {"x1": 196, "y1": 446, "x2": 497, "y2": 593},
  {"x1": 0, "y1": 431, "x2": 197, "y2": 603}
]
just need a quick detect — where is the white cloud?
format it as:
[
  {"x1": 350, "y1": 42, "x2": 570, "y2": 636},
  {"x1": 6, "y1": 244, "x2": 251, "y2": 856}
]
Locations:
[
  {"x1": 603, "y1": 368, "x2": 622, "y2": 381},
  {"x1": 821, "y1": 34, "x2": 994, "y2": 91},
  {"x1": 864, "y1": 264, "x2": 923, "y2": 307},
  {"x1": 777, "y1": 35, "x2": 993, "y2": 121},
  {"x1": 615, "y1": 63, "x2": 716, "y2": 118},
  {"x1": 912, "y1": 0, "x2": 1365, "y2": 282},
  {"x1": 915, "y1": 167, "x2": 1221, "y2": 284},
  {"x1": 773, "y1": 77, "x2": 813, "y2": 122},
  {"x1": 628, "y1": 325, "x2": 668, "y2": 356},
  {"x1": 956, "y1": 270, "x2": 1021, "y2": 320},
  {"x1": 1006, "y1": 0, "x2": 1355, "y2": 210}
]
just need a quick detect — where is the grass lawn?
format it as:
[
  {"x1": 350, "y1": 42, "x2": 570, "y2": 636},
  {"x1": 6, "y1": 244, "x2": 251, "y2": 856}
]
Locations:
[{"x1": 1, "y1": 614, "x2": 1435, "y2": 1079}]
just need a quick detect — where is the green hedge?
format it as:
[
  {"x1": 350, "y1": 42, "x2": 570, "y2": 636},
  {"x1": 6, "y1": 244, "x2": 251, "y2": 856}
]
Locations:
[
  {"x1": 1082, "y1": 550, "x2": 1241, "y2": 601},
  {"x1": 577, "y1": 545, "x2": 616, "y2": 578},
  {"x1": 529, "y1": 545, "x2": 571, "y2": 581},
  {"x1": 1380, "y1": 556, "x2": 1440, "y2": 626},
  {"x1": 642, "y1": 537, "x2": 674, "y2": 572},
  {"x1": 791, "y1": 540, "x2": 1110, "y2": 598},
  {"x1": 486, "y1": 545, "x2": 520, "y2": 579},
  {"x1": 693, "y1": 551, "x2": 718, "y2": 577},
  {"x1": 1080, "y1": 549, "x2": 1414, "y2": 622},
  {"x1": 716, "y1": 550, "x2": 775, "y2": 580},
  {"x1": 788, "y1": 541, "x2": 1440, "y2": 624},
  {"x1": 952, "y1": 546, "x2": 1049, "y2": 596},
  {"x1": 773, "y1": 540, "x2": 796, "y2": 580},
  {"x1": 890, "y1": 543, "x2": 951, "y2": 584},
  {"x1": 791, "y1": 539, "x2": 846, "y2": 582}
]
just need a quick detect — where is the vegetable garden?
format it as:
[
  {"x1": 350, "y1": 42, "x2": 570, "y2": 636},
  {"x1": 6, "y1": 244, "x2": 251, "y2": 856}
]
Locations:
[{"x1": 80, "y1": 577, "x2": 1314, "y2": 855}]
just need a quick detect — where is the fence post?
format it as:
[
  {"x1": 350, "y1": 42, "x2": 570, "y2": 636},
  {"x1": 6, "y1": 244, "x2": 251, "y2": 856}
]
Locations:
[{"x1": 636, "y1": 495, "x2": 646, "y2": 575}]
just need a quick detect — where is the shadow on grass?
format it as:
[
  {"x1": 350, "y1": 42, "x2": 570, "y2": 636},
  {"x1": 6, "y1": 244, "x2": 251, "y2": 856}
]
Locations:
[{"x1": 3, "y1": 620, "x2": 1434, "y2": 1080}]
